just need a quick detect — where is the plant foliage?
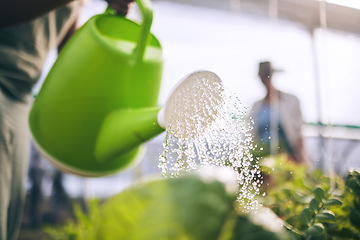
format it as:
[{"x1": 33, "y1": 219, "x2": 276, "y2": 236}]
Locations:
[
  {"x1": 45, "y1": 155, "x2": 360, "y2": 240},
  {"x1": 259, "y1": 155, "x2": 360, "y2": 239},
  {"x1": 46, "y1": 174, "x2": 283, "y2": 240}
]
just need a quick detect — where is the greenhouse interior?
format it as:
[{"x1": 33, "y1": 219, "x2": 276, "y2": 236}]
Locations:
[{"x1": 7, "y1": 0, "x2": 360, "y2": 239}]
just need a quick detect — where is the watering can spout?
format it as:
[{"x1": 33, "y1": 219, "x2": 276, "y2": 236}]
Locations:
[{"x1": 95, "y1": 107, "x2": 165, "y2": 162}]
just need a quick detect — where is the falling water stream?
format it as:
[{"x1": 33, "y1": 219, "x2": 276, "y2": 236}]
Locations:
[{"x1": 158, "y1": 76, "x2": 261, "y2": 210}]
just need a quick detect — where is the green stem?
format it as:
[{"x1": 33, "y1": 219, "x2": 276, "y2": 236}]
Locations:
[{"x1": 282, "y1": 220, "x2": 304, "y2": 236}]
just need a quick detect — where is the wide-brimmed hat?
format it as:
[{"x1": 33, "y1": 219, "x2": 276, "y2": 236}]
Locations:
[{"x1": 258, "y1": 61, "x2": 280, "y2": 77}]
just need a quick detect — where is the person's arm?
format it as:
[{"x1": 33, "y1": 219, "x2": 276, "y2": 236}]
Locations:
[
  {"x1": 0, "y1": 0, "x2": 74, "y2": 28},
  {"x1": 0, "y1": 0, "x2": 134, "y2": 29},
  {"x1": 294, "y1": 137, "x2": 308, "y2": 164}
]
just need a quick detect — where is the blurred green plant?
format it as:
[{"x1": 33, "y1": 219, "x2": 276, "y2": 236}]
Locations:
[
  {"x1": 259, "y1": 155, "x2": 360, "y2": 239},
  {"x1": 45, "y1": 174, "x2": 283, "y2": 240},
  {"x1": 45, "y1": 155, "x2": 360, "y2": 240}
]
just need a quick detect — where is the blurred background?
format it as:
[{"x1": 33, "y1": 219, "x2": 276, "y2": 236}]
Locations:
[{"x1": 21, "y1": 0, "x2": 360, "y2": 238}]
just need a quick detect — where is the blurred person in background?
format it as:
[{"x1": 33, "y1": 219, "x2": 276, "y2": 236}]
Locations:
[
  {"x1": 249, "y1": 61, "x2": 309, "y2": 165},
  {"x1": 0, "y1": 0, "x2": 133, "y2": 239}
]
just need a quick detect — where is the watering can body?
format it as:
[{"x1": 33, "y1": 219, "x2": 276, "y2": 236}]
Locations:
[{"x1": 29, "y1": 1, "x2": 164, "y2": 177}]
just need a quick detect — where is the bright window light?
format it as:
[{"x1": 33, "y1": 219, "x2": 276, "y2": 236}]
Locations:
[{"x1": 326, "y1": 0, "x2": 360, "y2": 10}]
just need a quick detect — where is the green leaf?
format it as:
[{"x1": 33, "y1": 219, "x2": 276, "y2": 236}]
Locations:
[
  {"x1": 323, "y1": 198, "x2": 342, "y2": 207},
  {"x1": 310, "y1": 199, "x2": 321, "y2": 214},
  {"x1": 96, "y1": 175, "x2": 237, "y2": 240},
  {"x1": 300, "y1": 208, "x2": 313, "y2": 225},
  {"x1": 315, "y1": 211, "x2": 336, "y2": 223},
  {"x1": 314, "y1": 188, "x2": 325, "y2": 202},
  {"x1": 325, "y1": 223, "x2": 337, "y2": 232},
  {"x1": 346, "y1": 170, "x2": 360, "y2": 195},
  {"x1": 306, "y1": 223, "x2": 325, "y2": 237}
]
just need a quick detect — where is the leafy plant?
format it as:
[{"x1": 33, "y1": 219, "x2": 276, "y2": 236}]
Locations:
[
  {"x1": 260, "y1": 155, "x2": 360, "y2": 239},
  {"x1": 45, "y1": 154, "x2": 360, "y2": 240},
  {"x1": 329, "y1": 170, "x2": 360, "y2": 239},
  {"x1": 45, "y1": 200, "x2": 101, "y2": 240},
  {"x1": 46, "y1": 174, "x2": 284, "y2": 240}
]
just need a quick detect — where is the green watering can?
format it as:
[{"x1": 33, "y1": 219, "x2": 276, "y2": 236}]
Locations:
[
  {"x1": 29, "y1": 0, "x2": 224, "y2": 177},
  {"x1": 29, "y1": 0, "x2": 164, "y2": 177}
]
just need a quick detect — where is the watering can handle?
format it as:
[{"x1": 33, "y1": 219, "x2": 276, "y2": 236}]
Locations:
[
  {"x1": 106, "y1": 0, "x2": 153, "y2": 61},
  {"x1": 135, "y1": 0, "x2": 153, "y2": 62}
]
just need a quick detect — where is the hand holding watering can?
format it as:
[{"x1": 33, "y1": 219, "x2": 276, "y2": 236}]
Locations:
[
  {"x1": 105, "y1": 0, "x2": 134, "y2": 16},
  {"x1": 29, "y1": 0, "x2": 224, "y2": 177}
]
